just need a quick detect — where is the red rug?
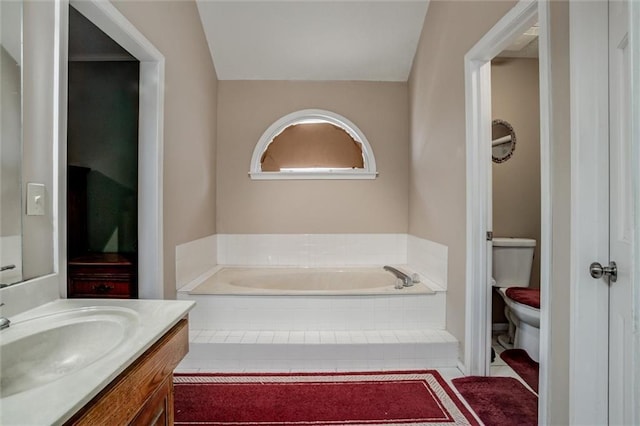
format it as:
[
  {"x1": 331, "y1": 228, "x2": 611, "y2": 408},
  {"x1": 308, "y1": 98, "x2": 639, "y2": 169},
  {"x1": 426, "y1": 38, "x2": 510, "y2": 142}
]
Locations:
[
  {"x1": 500, "y1": 349, "x2": 539, "y2": 393},
  {"x1": 452, "y1": 376, "x2": 537, "y2": 426},
  {"x1": 174, "y1": 371, "x2": 480, "y2": 425}
]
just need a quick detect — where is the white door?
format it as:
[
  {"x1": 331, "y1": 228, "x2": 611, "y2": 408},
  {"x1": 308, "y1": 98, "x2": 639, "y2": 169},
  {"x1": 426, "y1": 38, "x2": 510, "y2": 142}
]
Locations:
[
  {"x1": 607, "y1": 0, "x2": 634, "y2": 423},
  {"x1": 571, "y1": 0, "x2": 637, "y2": 422}
]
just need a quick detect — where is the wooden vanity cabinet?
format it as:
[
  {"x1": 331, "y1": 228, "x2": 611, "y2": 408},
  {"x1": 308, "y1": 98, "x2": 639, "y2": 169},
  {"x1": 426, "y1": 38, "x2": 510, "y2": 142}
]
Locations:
[{"x1": 65, "y1": 318, "x2": 188, "y2": 426}]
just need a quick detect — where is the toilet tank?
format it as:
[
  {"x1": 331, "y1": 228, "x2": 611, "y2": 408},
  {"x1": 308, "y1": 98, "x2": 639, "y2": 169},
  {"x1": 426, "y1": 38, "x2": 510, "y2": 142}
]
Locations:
[{"x1": 492, "y1": 238, "x2": 536, "y2": 288}]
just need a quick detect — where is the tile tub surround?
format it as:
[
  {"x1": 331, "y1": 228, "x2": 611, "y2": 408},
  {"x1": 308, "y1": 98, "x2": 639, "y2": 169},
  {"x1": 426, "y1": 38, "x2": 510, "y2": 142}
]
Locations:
[
  {"x1": 175, "y1": 233, "x2": 448, "y2": 290},
  {"x1": 176, "y1": 234, "x2": 218, "y2": 288},
  {"x1": 176, "y1": 272, "x2": 453, "y2": 371},
  {"x1": 408, "y1": 235, "x2": 448, "y2": 290},
  {"x1": 178, "y1": 291, "x2": 446, "y2": 331},
  {"x1": 175, "y1": 234, "x2": 452, "y2": 371},
  {"x1": 217, "y1": 233, "x2": 408, "y2": 267},
  {"x1": 0, "y1": 298, "x2": 194, "y2": 425}
]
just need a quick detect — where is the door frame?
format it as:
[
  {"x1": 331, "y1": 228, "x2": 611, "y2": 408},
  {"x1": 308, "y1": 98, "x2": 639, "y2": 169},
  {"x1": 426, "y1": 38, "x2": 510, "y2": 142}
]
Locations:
[
  {"x1": 463, "y1": 0, "x2": 552, "y2": 422},
  {"x1": 569, "y1": 0, "x2": 640, "y2": 423},
  {"x1": 56, "y1": 0, "x2": 165, "y2": 299},
  {"x1": 633, "y1": 2, "x2": 640, "y2": 421}
]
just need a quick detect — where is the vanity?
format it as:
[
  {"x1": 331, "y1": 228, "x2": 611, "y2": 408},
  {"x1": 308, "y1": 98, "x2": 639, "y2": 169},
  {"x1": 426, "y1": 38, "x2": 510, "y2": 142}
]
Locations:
[{"x1": 0, "y1": 298, "x2": 195, "y2": 425}]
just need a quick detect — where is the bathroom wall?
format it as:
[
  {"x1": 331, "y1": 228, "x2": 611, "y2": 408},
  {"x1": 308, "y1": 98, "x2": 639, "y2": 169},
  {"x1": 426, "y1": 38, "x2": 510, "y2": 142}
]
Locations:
[
  {"x1": 407, "y1": 0, "x2": 516, "y2": 354},
  {"x1": 22, "y1": 0, "x2": 56, "y2": 280},
  {"x1": 547, "y1": 1, "x2": 571, "y2": 423},
  {"x1": 113, "y1": 0, "x2": 218, "y2": 298},
  {"x1": 216, "y1": 81, "x2": 409, "y2": 234},
  {"x1": 491, "y1": 58, "x2": 541, "y2": 289}
]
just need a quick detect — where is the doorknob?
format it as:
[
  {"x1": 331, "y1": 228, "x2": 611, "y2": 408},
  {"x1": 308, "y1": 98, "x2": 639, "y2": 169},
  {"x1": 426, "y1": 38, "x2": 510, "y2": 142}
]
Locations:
[{"x1": 589, "y1": 261, "x2": 617, "y2": 283}]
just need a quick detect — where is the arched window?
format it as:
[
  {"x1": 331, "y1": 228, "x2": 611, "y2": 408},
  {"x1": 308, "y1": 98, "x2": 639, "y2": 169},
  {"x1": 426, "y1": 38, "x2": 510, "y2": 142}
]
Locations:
[{"x1": 249, "y1": 109, "x2": 377, "y2": 180}]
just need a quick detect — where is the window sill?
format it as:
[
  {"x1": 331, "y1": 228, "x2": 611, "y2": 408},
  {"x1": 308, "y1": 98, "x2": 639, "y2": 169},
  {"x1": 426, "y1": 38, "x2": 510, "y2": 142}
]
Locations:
[{"x1": 249, "y1": 171, "x2": 378, "y2": 180}]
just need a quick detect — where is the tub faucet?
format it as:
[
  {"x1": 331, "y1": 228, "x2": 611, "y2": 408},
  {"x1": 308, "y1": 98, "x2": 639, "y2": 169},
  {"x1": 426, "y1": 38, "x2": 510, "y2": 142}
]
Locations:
[
  {"x1": 0, "y1": 303, "x2": 9, "y2": 330},
  {"x1": 383, "y1": 266, "x2": 413, "y2": 287}
]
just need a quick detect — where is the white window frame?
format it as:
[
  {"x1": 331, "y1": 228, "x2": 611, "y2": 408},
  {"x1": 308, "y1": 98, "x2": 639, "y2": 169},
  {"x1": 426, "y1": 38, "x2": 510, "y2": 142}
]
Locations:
[{"x1": 249, "y1": 109, "x2": 378, "y2": 180}]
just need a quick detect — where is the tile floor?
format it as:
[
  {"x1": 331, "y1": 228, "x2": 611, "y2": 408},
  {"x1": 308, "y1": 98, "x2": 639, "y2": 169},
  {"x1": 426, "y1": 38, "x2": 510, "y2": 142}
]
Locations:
[{"x1": 490, "y1": 334, "x2": 538, "y2": 394}]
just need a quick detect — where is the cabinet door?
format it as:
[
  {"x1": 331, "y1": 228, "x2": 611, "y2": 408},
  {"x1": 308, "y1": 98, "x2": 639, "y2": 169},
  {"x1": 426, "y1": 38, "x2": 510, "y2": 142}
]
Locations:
[{"x1": 130, "y1": 376, "x2": 174, "y2": 426}]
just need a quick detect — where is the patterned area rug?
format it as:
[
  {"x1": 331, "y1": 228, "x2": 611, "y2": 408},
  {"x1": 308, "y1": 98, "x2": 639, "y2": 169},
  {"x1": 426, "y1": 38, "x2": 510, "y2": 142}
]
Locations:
[
  {"x1": 174, "y1": 371, "x2": 479, "y2": 425},
  {"x1": 452, "y1": 376, "x2": 537, "y2": 426}
]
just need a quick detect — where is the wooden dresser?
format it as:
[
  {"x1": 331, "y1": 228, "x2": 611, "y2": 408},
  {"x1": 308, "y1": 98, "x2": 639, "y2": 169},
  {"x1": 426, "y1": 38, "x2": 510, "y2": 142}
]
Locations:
[{"x1": 68, "y1": 253, "x2": 137, "y2": 298}]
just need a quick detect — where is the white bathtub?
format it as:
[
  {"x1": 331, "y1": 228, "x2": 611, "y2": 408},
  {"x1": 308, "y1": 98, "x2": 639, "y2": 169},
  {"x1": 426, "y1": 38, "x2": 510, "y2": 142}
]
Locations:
[
  {"x1": 188, "y1": 267, "x2": 433, "y2": 296},
  {"x1": 178, "y1": 266, "x2": 445, "y2": 331}
]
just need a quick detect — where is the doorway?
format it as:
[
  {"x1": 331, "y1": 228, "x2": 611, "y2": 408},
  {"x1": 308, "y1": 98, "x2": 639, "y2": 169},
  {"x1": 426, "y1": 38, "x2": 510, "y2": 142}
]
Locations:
[
  {"x1": 463, "y1": 0, "x2": 552, "y2": 422},
  {"x1": 66, "y1": 5, "x2": 139, "y2": 298},
  {"x1": 489, "y1": 38, "x2": 541, "y2": 367},
  {"x1": 58, "y1": 0, "x2": 165, "y2": 299}
]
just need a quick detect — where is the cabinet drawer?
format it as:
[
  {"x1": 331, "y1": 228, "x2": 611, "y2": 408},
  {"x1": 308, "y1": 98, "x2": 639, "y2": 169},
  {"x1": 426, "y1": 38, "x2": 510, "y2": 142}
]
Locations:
[{"x1": 69, "y1": 279, "x2": 132, "y2": 298}]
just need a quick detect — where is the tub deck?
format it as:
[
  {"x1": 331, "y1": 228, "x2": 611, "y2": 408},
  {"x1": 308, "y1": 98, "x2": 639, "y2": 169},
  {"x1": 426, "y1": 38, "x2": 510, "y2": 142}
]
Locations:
[{"x1": 188, "y1": 267, "x2": 434, "y2": 296}]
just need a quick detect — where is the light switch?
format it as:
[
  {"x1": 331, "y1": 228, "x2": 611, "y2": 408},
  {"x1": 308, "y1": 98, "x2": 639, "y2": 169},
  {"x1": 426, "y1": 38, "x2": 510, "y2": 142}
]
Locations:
[{"x1": 26, "y1": 183, "x2": 45, "y2": 216}]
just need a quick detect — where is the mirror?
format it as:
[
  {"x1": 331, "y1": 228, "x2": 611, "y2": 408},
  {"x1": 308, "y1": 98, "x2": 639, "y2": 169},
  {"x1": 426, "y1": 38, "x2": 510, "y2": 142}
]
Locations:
[
  {"x1": 0, "y1": 0, "x2": 23, "y2": 287},
  {"x1": 491, "y1": 119, "x2": 516, "y2": 163}
]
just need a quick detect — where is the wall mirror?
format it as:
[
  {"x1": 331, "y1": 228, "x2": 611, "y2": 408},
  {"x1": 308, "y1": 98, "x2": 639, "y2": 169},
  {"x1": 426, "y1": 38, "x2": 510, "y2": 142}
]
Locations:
[
  {"x1": 0, "y1": 0, "x2": 23, "y2": 287},
  {"x1": 491, "y1": 119, "x2": 516, "y2": 163}
]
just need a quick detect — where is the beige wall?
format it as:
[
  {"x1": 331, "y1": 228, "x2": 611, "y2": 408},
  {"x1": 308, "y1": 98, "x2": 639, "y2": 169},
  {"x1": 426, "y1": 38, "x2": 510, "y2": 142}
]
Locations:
[
  {"x1": 408, "y1": 0, "x2": 516, "y2": 351},
  {"x1": 113, "y1": 1, "x2": 218, "y2": 298},
  {"x1": 491, "y1": 58, "x2": 541, "y2": 289},
  {"x1": 216, "y1": 81, "x2": 409, "y2": 234},
  {"x1": 548, "y1": 1, "x2": 571, "y2": 423},
  {"x1": 22, "y1": 1, "x2": 56, "y2": 280}
]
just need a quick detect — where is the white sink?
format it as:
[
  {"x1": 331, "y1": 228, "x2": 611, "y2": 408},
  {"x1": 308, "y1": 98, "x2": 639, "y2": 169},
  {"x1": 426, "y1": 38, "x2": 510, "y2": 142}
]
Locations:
[{"x1": 0, "y1": 307, "x2": 140, "y2": 397}]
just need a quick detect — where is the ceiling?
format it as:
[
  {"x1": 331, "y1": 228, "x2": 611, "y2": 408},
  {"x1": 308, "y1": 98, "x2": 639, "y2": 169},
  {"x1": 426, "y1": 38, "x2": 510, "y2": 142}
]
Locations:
[
  {"x1": 497, "y1": 23, "x2": 539, "y2": 59},
  {"x1": 68, "y1": 6, "x2": 136, "y2": 62},
  {"x1": 196, "y1": 1, "x2": 430, "y2": 82}
]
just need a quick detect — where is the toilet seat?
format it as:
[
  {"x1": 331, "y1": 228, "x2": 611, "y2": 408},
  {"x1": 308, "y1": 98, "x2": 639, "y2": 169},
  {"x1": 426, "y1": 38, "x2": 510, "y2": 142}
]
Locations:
[{"x1": 505, "y1": 287, "x2": 540, "y2": 309}]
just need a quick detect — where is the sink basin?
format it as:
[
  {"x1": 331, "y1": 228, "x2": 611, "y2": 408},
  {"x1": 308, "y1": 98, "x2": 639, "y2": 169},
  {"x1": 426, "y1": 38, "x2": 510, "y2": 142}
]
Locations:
[{"x1": 0, "y1": 307, "x2": 140, "y2": 397}]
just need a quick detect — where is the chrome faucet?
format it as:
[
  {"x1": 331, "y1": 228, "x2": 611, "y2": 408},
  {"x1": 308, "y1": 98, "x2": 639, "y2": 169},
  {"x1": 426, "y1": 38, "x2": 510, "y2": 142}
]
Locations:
[
  {"x1": 0, "y1": 303, "x2": 9, "y2": 330},
  {"x1": 383, "y1": 265, "x2": 414, "y2": 287}
]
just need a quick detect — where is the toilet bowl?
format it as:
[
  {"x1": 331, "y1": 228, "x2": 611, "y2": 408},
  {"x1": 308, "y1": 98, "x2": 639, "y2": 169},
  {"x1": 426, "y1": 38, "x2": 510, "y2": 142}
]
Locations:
[
  {"x1": 498, "y1": 287, "x2": 540, "y2": 362},
  {"x1": 492, "y1": 237, "x2": 540, "y2": 362}
]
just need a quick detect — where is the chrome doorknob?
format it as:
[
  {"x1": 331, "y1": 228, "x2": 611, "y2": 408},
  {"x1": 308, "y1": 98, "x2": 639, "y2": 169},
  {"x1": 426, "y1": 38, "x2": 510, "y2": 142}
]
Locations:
[{"x1": 589, "y1": 261, "x2": 617, "y2": 283}]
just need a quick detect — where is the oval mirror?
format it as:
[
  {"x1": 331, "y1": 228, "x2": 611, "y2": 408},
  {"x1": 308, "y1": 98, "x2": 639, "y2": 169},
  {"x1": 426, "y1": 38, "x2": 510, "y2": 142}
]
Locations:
[{"x1": 491, "y1": 119, "x2": 516, "y2": 163}]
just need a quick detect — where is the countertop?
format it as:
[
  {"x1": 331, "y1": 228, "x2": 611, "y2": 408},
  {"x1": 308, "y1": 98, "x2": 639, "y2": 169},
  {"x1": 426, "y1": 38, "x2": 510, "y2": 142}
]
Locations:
[{"x1": 0, "y1": 298, "x2": 194, "y2": 425}]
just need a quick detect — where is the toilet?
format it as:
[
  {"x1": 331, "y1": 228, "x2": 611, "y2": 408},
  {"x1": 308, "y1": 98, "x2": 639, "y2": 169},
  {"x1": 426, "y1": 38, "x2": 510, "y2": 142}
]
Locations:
[{"x1": 492, "y1": 237, "x2": 540, "y2": 362}]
